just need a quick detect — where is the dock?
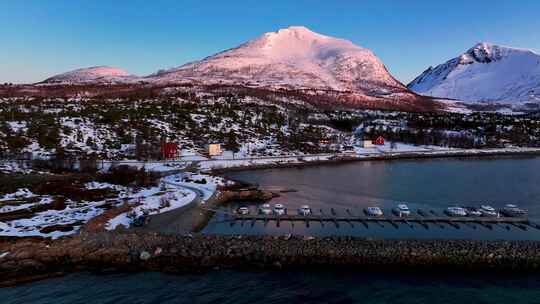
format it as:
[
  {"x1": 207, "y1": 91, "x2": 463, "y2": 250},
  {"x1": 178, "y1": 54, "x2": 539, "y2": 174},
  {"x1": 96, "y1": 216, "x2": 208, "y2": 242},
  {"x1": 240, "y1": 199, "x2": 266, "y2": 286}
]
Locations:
[{"x1": 221, "y1": 210, "x2": 540, "y2": 230}]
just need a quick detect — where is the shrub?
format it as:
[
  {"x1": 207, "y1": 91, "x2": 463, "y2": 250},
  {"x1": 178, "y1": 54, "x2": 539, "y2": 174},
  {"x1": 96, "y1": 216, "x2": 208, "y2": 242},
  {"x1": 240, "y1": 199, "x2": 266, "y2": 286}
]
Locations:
[{"x1": 98, "y1": 165, "x2": 159, "y2": 187}]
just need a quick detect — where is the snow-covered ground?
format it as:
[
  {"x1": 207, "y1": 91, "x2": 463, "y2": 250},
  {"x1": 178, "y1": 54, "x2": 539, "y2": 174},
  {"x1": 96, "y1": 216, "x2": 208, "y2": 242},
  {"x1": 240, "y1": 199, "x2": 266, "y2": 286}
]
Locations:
[
  {"x1": 195, "y1": 144, "x2": 540, "y2": 171},
  {"x1": 0, "y1": 162, "x2": 37, "y2": 174},
  {"x1": 161, "y1": 173, "x2": 228, "y2": 201},
  {"x1": 0, "y1": 172, "x2": 223, "y2": 238},
  {"x1": 0, "y1": 193, "x2": 106, "y2": 239},
  {"x1": 354, "y1": 142, "x2": 452, "y2": 154},
  {"x1": 198, "y1": 154, "x2": 334, "y2": 171},
  {"x1": 105, "y1": 185, "x2": 196, "y2": 230},
  {"x1": 106, "y1": 172, "x2": 225, "y2": 229}
]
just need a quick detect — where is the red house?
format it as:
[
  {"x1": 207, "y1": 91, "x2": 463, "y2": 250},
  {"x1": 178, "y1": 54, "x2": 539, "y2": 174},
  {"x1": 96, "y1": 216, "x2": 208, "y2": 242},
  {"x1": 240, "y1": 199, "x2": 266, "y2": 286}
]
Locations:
[
  {"x1": 161, "y1": 142, "x2": 179, "y2": 160},
  {"x1": 372, "y1": 136, "x2": 385, "y2": 146}
]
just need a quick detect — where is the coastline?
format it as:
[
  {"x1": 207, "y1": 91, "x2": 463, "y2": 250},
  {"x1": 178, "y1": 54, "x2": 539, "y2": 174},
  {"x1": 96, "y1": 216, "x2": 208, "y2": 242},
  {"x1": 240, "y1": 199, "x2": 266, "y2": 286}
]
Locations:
[
  {"x1": 206, "y1": 147, "x2": 540, "y2": 173},
  {"x1": 2, "y1": 151, "x2": 540, "y2": 287},
  {"x1": 3, "y1": 233, "x2": 540, "y2": 287}
]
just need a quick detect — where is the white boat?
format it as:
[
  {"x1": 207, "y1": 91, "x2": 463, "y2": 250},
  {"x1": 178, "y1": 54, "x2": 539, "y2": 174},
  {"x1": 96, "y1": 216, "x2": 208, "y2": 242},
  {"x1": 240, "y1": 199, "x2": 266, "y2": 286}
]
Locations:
[
  {"x1": 444, "y1": 207, "x2": 467, "y2": 217},
  {"x1": 259, "y1": 203, "x2": 272, "y2": 215},
  {"x1": 464, "y1": 207, "x2": 482, "y2": 217},
  {"x1": 479, "y1": 205, "x2": 499, "y2": 217},
  {"x1": 365, "y1": 206, "x2": 383, "y2": 217},
  {"x1": 500, "y1": 204, "x2": 527, "y2": 217},
  {"x1": 392, "y1": 204, "x2": 411, "y2": 217},
  {"x1": 237, "y1": 207, "x2": 250, "y2": 215},
  {"x1": 273, "y1": 204, "x2": 286, "y2": 215},
  {"x1": 298, "y1": 205, "x2": 312, "y2": 216}
]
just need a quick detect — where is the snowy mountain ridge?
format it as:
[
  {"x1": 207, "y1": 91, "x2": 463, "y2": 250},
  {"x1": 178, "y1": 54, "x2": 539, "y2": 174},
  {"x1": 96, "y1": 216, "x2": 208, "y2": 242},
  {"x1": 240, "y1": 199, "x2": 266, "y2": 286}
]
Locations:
[
  {"x1": 33, "y1": 26, "x2": 441, "y2": 111},
  {"x1": 149, "y1": 26, "x2": 407, "y2": 95},
  {"x1": 408, "y1": 43, "x2": 540, "y2": 104},
  {"x1": 42, "y1": 66, "x2": 138, "y2": 84}
]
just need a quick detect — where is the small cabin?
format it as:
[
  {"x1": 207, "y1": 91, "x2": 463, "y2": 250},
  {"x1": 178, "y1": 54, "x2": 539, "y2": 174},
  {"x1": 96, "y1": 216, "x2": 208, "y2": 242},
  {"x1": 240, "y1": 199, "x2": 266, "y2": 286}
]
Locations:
[
  {"x1": 360, "y1": 140, "x2": 374, "y2": 148},
  {"x1": 161, "y1": 142, "x2": 179, "y2": 160},
  {"x1": 372, "y1": 136, "x2": 385, "y2": 146},
  {"x1": 208, "y1": 143, "x2": 223, "y2": 156}
]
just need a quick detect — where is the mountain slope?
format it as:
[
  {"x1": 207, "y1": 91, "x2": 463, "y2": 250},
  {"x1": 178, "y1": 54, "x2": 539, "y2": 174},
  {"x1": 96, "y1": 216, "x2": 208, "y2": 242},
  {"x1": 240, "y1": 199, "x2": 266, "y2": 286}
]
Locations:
[
  {"x1": 149, "y1": 26, "x2": 409, "y2": 95},
  {"x1": 34, "y1": 27, "x2": 439, "y2": 111},
  {"x1": 408, "y1": 43, "x2": 540, "y2": 104},
  {"x1": 42, "y1": 66, "x2": 137, "y2": 84}
]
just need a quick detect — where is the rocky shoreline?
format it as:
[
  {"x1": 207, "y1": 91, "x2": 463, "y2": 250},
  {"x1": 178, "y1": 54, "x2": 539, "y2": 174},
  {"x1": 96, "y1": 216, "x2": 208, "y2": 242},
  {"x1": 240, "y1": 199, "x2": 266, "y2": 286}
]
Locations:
[{"x1": 2, "y1": 233, "x2": 540, "y2": 286}]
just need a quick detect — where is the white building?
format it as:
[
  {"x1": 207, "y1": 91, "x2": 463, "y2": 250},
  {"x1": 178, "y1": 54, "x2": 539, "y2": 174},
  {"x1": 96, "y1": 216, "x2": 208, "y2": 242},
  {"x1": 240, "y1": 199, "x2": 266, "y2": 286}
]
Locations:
[
  {"x1": 360, "y1": 140, "x2": 374, "y2": 148},
  {"x1": 208, "y1": 143, "x2": 223, "y2": 156}
]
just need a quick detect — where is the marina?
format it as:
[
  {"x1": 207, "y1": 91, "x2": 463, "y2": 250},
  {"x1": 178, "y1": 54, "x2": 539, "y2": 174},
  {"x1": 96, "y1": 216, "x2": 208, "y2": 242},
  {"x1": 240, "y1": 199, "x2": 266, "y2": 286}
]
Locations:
[{"x1": 218, "y1": 207, "x2": 540, "y2": 231}]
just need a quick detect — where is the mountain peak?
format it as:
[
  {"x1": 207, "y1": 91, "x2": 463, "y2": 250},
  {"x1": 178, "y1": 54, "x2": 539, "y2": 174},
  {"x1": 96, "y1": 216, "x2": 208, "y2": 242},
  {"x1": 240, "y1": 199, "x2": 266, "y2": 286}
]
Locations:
[
  {"x1": 150, "y1": 26, "x2": 406, "y2": 95},
  {"x1": 276, "y1": 26, "x2": 315, "y2": 34},
  {"x1": 268, "y1": 26, "x2": 328, "y2": 40},
  {"x1": 460, "y1": 42, "x2": 538, "y2": 64},
  {"x1": 259, "y1": 26, "x2": 355, "y2": 48},
  {"x1": 409, "y1": 42, "x2": 540, "y2": 104}
]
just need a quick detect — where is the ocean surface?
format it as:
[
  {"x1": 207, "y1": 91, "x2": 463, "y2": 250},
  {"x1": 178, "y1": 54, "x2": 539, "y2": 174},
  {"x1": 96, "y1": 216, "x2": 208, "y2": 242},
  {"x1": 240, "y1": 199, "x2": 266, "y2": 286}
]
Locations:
[
  {"x1": 204, "y1": 156, "x2": 540, "y2": 240},
  {"x1": 3, "y1": 270, "x2": 540, "y2": 304},
  {"x1": 4, "y1": 156, "x2": 540, "y2": 303}
]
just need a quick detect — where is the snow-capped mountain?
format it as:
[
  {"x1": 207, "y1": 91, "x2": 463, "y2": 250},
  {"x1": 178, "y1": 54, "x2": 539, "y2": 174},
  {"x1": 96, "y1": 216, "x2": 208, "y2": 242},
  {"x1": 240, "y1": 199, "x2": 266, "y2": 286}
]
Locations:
[
  {"x1": 34, "y1": 27, "x2": 438, "y2": 111},
  {"x1": 42, "y1": 66, "x2": 138, "y2": 84},
  {"x1": 408, "y1": 43, "x2": 540, "y2": 104},
  {"x1": 150, "y1": 26, "x2": 408, "y2": 95}
]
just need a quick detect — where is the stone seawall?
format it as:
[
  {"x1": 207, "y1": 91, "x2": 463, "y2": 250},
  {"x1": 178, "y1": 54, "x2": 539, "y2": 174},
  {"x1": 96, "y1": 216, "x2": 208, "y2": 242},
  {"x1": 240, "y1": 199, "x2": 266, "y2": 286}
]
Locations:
[{"x1": 2, "y1": 233, "x2": 540, "y2": 286}]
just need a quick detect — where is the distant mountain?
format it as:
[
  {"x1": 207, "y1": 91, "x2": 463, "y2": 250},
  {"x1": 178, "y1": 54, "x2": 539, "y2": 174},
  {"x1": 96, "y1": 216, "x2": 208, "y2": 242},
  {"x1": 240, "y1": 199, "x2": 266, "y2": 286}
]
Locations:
[
  {"x1": 34, "y1": 27, "x2": 439, "y2": 111},
  {"x1": 42, "y1": 66, "x2": 138, "y2": 84},
  {"x1": 150, "y1": 26, "x2": 408, "y2": 95},
  {"x1": 408, "y1": 43, "x2": 540, "y2": 104}
]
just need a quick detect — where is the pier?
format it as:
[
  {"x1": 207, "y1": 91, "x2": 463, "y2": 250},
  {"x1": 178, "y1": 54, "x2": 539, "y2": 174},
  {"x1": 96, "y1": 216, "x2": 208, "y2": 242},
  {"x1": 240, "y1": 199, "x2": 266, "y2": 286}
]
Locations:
[{"x1": 215, "y1": 208, "x2": 540, "y2": 230}]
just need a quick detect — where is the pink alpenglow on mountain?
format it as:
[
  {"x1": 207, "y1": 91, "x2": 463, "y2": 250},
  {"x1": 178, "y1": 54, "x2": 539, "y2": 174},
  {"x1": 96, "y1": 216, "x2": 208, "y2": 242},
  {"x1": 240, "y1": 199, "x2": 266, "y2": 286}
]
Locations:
[
  {"x1": 42, "y1": 66, "x2": 137, "y2": 84},
  {"x1": 150, "y1": 26, "x2": 407, "y2": 95},
  {"x1": 35, "y1": 27, "x2": 438, "y2": 111}
]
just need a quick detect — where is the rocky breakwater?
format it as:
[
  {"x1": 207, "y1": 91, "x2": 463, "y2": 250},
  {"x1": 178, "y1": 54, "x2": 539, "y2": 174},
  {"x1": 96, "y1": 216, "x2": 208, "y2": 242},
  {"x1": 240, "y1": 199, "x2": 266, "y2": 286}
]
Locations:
[
  {"x1": 3, "y1": 233, "x2": 540, "y2": 286},
  {"x1": 219, "y1": 188, "x2": 276, "y2": 201}
]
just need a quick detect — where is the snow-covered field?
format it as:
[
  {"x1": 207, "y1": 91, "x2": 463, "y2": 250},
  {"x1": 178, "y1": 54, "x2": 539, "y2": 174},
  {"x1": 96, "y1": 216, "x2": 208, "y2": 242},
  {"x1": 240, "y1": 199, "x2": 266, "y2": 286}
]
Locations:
[
  {"x1": 105, "y1": 185, "x2": 196, "y2": 230},
  {"x1": 354, "y1": 142, "x2": 452, "y2": 155},
  {"x1": 0, "y1": 188, "x2": 108, "y2": 239},
  {"x1": 198, "y1": 154, "x2": 334, "y2": 171},
  {"x1": 194, "y1": 145, "x2": 540, "y2": 170},
  {"x1": 0, "y1": 162, "x2": 38, "y2": 174},
  {"x1": 0, "y1": 173, "x2": 223, "y2": 238}
]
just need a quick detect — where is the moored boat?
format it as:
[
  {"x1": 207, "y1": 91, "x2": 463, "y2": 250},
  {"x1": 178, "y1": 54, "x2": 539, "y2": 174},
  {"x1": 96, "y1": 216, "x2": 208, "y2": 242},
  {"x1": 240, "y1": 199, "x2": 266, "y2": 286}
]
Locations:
[
  {"x1": 500, "y1": 204, "x2": 527, "y2": 217},
  {"x1": 464, "y1": 207, "x2": 482, "y2": 217},
  {"x1": 273, "y1": 203, "x2": 286, "y2": 215},
  {"x1": 298, "y1": 205, "x2": 312, "y2": 216},
  {"x1": 237, "y1": 206, "x2": 250, "y2": 215},
  {"x1": 445, "y1": 207, "x2": 467, "y2": 217},
  {"x1": 365, "y1": 206, "x2": 383, "y2": 217},
  {"x1": 392, "y1": 204, "x2": 411, "y2": 217},
  {"x1": 259, "y1": 203, "x2": 272, "y2": 215},
  {"x1": 479, "y1": 205, "x2": 499, "y2": 217}
]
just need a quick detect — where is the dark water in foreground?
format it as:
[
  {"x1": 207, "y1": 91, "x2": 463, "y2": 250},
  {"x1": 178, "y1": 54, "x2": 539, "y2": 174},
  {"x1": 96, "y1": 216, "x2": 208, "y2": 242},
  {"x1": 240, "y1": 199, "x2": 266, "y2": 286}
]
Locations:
[
  {"x1": 3, "y1": 271, "x2": 540, "y2": 304},
  {"x1": 204, "y1": 156, "x2": 540, "y2": 240}
]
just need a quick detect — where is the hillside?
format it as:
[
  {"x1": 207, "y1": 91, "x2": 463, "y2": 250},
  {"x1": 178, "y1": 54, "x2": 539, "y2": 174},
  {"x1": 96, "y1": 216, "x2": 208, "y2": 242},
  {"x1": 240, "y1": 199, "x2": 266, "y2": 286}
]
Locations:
[
  {"x1": 408, "y1": 43, "x2": 540, "y2": 106},
  {"x1": 41, "y1": 66, "x2": 138, "y2": 84},
  {"x1": 28, "y1": 26, "x2": 439, "y2": 112}
]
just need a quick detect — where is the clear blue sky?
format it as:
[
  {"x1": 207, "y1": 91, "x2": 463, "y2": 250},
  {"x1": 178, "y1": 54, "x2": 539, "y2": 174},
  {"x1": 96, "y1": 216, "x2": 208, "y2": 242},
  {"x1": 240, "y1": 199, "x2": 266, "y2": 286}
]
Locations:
[{"x1": 1, "y1": 0, "x2": 539, "y2": 84}]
